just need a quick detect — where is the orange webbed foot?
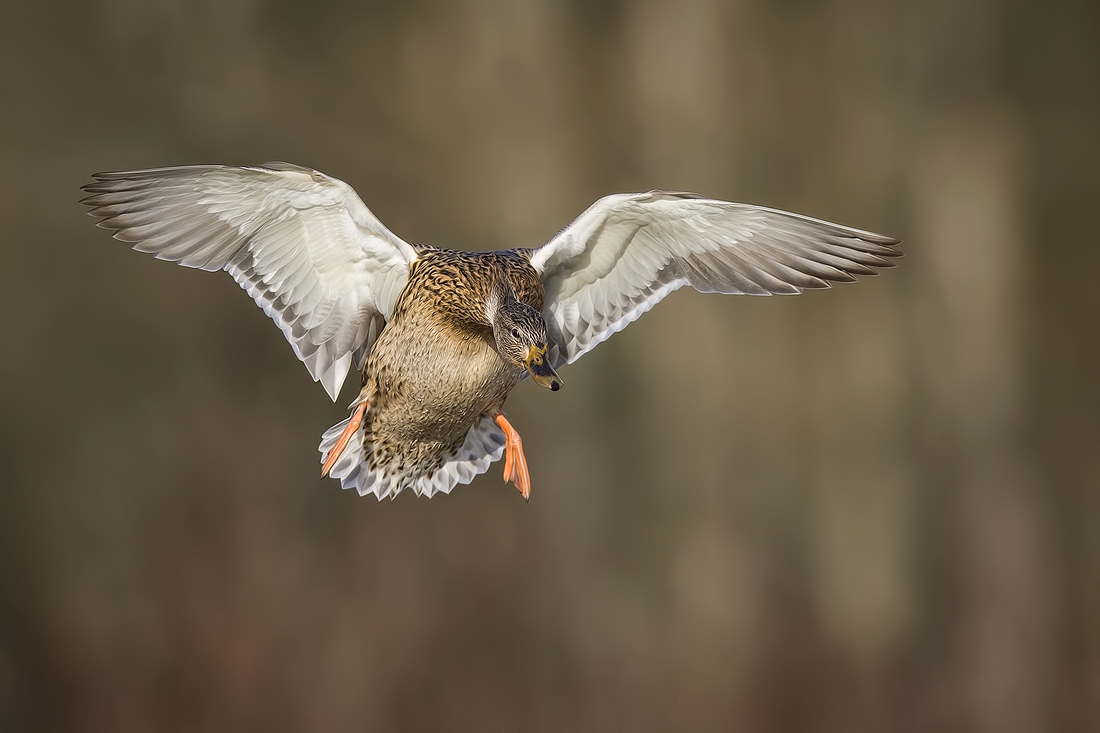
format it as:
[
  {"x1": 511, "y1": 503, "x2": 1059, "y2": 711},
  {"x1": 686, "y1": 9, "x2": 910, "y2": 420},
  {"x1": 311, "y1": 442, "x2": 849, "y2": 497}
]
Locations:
[
  {"x1": 493, "y1": 412, "x2": 531, "y2": 501},
  {"x1": 321, "y1": 400, "x2": 368, "y2": 478}
]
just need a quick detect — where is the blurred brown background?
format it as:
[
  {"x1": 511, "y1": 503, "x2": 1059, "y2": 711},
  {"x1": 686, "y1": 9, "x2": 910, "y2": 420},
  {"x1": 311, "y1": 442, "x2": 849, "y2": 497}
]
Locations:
[{"x1": 1, "y1": 0, "x2": 1098, "y2": 731}]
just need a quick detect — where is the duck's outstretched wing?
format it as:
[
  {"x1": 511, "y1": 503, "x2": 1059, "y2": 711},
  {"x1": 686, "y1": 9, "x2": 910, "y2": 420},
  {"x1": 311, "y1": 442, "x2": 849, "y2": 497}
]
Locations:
[
  {"x1": 81, "y1": 163, "x2": 418, "y2": 400},
  {"x1": 529, "y1": 192, "x2": 901, "y2": 368}
]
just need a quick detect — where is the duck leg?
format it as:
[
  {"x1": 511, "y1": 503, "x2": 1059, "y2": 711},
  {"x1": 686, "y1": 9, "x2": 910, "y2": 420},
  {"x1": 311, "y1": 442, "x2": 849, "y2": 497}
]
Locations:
[
  {"x1": 320, "y1": 400, "x2": 369, "y2": 478},
  {"x1": 493, "y1": 412, "x2": 531, "y2": 501}
]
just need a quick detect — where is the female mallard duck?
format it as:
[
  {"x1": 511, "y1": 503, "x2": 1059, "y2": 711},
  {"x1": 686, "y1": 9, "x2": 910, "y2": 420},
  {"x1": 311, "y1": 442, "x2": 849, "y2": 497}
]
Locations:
[{"x1": 81, "y1": 163, "x2": 900, "y2": 500}]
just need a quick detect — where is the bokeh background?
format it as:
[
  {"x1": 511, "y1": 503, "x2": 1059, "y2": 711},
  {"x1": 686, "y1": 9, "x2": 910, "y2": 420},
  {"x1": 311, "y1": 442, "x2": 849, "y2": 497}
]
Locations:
[{"x1": 1, "y1": 0, "x2": 1098, "y2": 731}]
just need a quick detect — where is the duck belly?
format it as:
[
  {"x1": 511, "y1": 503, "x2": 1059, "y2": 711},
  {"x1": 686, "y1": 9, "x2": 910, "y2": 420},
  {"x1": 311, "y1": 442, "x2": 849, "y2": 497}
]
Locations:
[{"x1": 364, "y1": 324, "x2": 520, "y2": 470}]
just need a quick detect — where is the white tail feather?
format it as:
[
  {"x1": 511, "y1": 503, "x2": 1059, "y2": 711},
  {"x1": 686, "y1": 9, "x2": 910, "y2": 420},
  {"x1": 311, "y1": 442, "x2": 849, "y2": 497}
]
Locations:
[{"x1": 318, "y1": 414, "x2": 506, "y2": 499}]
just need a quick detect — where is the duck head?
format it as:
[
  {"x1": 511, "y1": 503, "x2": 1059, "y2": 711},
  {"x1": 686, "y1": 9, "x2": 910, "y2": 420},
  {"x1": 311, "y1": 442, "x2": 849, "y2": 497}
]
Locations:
[{"x1": 490, "y1": 296, "x2": 563, "y2": 391}]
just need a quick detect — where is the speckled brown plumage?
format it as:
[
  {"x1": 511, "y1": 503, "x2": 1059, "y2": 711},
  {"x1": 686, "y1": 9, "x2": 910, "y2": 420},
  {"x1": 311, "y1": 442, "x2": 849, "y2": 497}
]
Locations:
[{"x1": 349, "y1": 247, "x2": 544, "y2": 494}]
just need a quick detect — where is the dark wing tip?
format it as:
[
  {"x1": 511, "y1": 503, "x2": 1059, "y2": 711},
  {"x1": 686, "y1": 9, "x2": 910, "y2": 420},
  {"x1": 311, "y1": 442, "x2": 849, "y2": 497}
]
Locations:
[
  {"x1": 646, "y1": 190, "x2": 709, "y2": 201},
  {"x1": 863, "y1": 235, "x2": 903, "y2": 266},
  {"x1": 856, "y1": 232, "x2": 902, "y2": 247}
]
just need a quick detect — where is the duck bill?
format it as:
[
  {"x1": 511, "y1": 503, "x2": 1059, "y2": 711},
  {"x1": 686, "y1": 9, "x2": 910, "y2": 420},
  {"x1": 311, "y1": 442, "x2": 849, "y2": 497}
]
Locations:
[{"x1": 524, "y1": 345, "x2": 562, "y2": 392}]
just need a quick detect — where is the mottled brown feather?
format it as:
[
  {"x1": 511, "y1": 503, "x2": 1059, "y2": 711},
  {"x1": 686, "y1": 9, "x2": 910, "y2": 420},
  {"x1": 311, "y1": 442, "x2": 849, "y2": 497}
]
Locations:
[{"x1": 353, "y1": 247, "x2": 543, "y2": 489}]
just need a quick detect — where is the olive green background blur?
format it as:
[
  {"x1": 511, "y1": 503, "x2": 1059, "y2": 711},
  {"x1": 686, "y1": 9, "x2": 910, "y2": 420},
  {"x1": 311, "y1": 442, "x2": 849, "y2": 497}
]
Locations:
[{"x1": 1, "y1": 0, "x2": 1098, "y2": 731}]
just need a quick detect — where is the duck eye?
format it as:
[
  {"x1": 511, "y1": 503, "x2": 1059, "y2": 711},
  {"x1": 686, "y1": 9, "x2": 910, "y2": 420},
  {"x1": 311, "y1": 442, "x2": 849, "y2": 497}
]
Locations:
[{"x1": 511, "y1": 328, "x2": 521, "y2": 339}]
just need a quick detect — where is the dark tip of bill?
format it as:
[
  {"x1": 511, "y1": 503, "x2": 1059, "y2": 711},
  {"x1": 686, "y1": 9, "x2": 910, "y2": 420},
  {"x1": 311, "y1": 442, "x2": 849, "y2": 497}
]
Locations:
[{"x1": 550, "y1": 381, "x2": 561, "y2": 391}]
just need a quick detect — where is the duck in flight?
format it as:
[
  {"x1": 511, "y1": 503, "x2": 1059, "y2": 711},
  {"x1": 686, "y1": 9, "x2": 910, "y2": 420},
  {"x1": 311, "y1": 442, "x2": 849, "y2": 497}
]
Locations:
[{"x1": 81, "y1": 163, "x2": 899, "y2": 501}]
